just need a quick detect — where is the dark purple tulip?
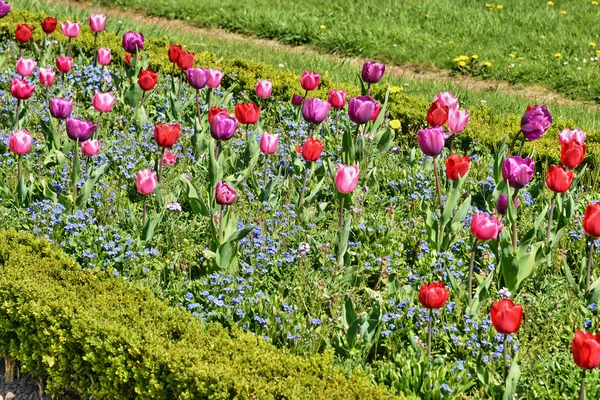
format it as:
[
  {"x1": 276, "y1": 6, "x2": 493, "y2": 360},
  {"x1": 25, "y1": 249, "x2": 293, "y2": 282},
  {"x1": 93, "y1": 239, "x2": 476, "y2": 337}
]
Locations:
[
  {"x1": 0, "y1": 1, "x2": 12, "y2": 18},
  {"x1": 122, "y1": 31, "x2": 145, "y2": 54},
  {"x1": 210, "y1": 112, "x2": 238, "y2": 141},
  {"x1": 292, "y1": 93, "x2": 304, "y2": 106},
  {"x1": 215, "y1": 181, "x2": 237, "y2": 205},
  {"x1": 186, "y1": 67, "x2": 208, "y2": 90},
  {"x1": 49, "y1": 98, "x2": 73, "y2": 120},
  {"x1": 66, "y1": 118, "x2": 97, "y2": 142},
  {"x1": 362, "y1": 60, "x2": 386, "y2": 84},
  {"x1": 302, "y1": 98, "x2": 330, "y2": 125},
  {"x1": 502, "y1": 156, "x2": 535, "y2": 189},
  {"x1": 417, "y1": 126, "x2": 446, "y2": 157},
  {"x1": 521, "y1": 105, "x2": 552, "y2": 141},
  {"x1": 348, "y1": 96, "x2": 377, "y2": 124},
  {"x1": 497, "y1": 194, "x2": 520, "y2": 215}
]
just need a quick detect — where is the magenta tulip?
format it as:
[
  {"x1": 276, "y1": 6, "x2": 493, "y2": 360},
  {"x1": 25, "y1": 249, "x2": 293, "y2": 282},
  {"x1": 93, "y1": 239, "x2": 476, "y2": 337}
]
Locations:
[
  {"x1": 300, "y1": 71, "x2": 320, "y2": 91},
  {"x1": 11, "y1": 78, "x2": 35, "y2": 100},
  {"x1": 60, "y1": 20, "x2": 80, "y2": 38},
  {"x1": 186, "y1": 67, "x2": 208, "y2": 90},
  {"x1": 302, "y1": 98, "x2": 331, "y2": 125},
  {"x1": 255, "y1": 79, "x2": 273, "y2": 99},
  {"x1": 49, "y1": 98, "x2": 73, "y2": 120},
  {"x1": 502, "y1": 156, "x2": 535, "y2": 189},
  {"x1": 348, "y1": 96, "x2": 376, "y2": 124},
  {"x1": 334, "y1": 164, "x2": 360, "y2": 194},
  {"x1": 210, "y1": 112, "x2": 238, "y2": 141},
  {"x1": 66, "y1": 117, "x2": 97, "y2": 142},
  {"x1": 328, "y1": 89, "x2": 347, "y2": 109},
  {"x1": 162, "y1": 150, "x2": 177, "y2": 166},
  {"x1": 215, "y1": 182, "x2": 237, "y2": 205},
  {"x1": 97, "y1": 48, "x2": 111, "y2": 66},
  {"x1": 122, "y1": 31, "x2": 144, "y2": 54},
  {"x1": 207, "y1": 68, "x2": 224, "y2": 88},
  {"x1": 417, "y1": 127, "x2": 446, "y2": 157},
  {"x1": 81, "y1": 139, "x2": 100, "y2": 157},
  {"x1": 292, "y1": 93, "x2": 304, "y2": 106},
  {"x1": 361, "y1": 60, "x2": 386, "y2": 84},
  {"x1": 8, "y1": 129, "x2": 32, "y2": 155},
  {"x1": 558, "y1": 128, "x2": 586, "y2": 146},
  {"x1": 497, "y1": 194, "x2": 520, "y2": 215},
  {"x1": 433, "y1": 91, "x2": 459, "y2": 111},
  {"x1": 471, "y1": 213, "x2": 503, "y2": 241},
  {"x1": 136, "y1": 169, "x2": 157, "y2": 195},
  {"x1": 16, "y1": 58, "x2": 36, "y2": 77},
  {"x1": 0, "y1": 1, "x2": 11, "y2": 18}
]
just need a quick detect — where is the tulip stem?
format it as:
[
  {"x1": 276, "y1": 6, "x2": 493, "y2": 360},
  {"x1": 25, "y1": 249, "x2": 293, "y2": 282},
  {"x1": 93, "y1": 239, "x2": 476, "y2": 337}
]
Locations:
[
  {"x1": 17, "y1": 155, "x2": 21, "y2": 185},
  {"x1": 18, "y1": 46, "x2": 22, "y2": 59},
  {"x1": 503, "y1": 335, "x2": 509, "y2": 378},
  {"x1": 95, "y1": 113, "x2": 103, "y2": 141},
  {"x1": 427, "y1": 308, "x2": 433, "y2": 357},
  {"x1": 334, "y1": 110, "x2": 340, "y2": 136},
  {"x1": 158, "y1": 148, "x2": 166, "y2": 184},
  {"x1": 40, "y1": 35, "x2": 47, "y2": 63},
  {"x1": 14, "y1": 99, "x2": 21, "y2": 129},
  {"x1": 140, "y1": 91, "x2": 147, "y2": 109},
  {"x1": 366, "y1": 83, "x2": 371, "y2": 97},
  {"x1": 218, "y1": 205, "x2": 224, "y2": 244},
  {"x1": 92, "y1": 32, "x2": 98, "y2": 67},
  {"x1": 546, "y1": 196, "x2": 556, "y2": 243},
  {"x1": 433, "y1": 156, "x2": 444, "y2": 212},
  {"x1": 72, "y1": 140, "x2": 79, "y2": 201},
  {"x1": 338, "y1": 197, "x2": 345, "y2": 237},
  {"x1": 195, "y1": 89, "x2": 202, "y2": 122},
  {"x1": 518, "y1": 140, "x2": 525, "y2": 157},
  {"x1": 263, "y1": 156, "x2": 269, "y2": 188},
  {"x1": 177, "y1": 74, "x2": 183, "y2": 107},
  {"x1": 507, "y1": 130, "x2": 521, "y2": 156},
  {"x1": 511, "y1": 190, "x2": 519, "y2": 251},
  {"x1": 142, "y1": 196, "x2": 147, "y2": 227},
  {"x1": 67, "y1": 37, "x2": 71, "y2": 58},
  {"x1": 468, "y1": 238, "x2": 479, "y2": 309},
  {"x1": 586, "y1": 240, "x2": 595, "y2": 293},
  {"x1": 299, "y1": 162, "x2": 310, "y2": 207},
  {"x1": 206, "y1": 88, "x2": 213, "y2": 109},
  {"x1": 579, "y1": 369, "x2": 586, "y2": 400},
  {"x1": 86, "y1": 156, "x2": 92, "y2": 176},
  {"x1": 308, "y1": 125, "x2": 313, "y2": 138},
  {"x1": 215, "y1": 141, "x2": 221, "y2": 160}
]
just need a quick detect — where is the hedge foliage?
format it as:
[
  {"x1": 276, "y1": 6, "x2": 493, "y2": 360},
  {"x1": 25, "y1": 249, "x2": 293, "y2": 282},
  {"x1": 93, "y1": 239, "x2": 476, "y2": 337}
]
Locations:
[
  {"x1": 0, "y1": 230, "x2": 408, "y2": 399},
  {"x1": 1, "y1": 8, "x2": 599, "y2": 166}
]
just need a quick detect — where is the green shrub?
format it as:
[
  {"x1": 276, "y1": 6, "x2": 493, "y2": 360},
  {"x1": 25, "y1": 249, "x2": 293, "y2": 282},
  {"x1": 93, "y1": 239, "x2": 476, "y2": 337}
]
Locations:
[{"x1": 0, "y1": 230, "x2": 408, "y2": 399}]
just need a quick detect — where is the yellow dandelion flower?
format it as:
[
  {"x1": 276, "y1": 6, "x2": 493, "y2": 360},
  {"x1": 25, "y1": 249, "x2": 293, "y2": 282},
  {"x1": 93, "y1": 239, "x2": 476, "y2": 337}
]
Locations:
[
  {"x1": 485, "y1": 3, "x2": 491, "y2": 7},
  {"x1": 518, "y1": 57, "x2": 525, "y2": 61},
  {"x1": 458, "y1": 61, "x2": 466, "y2": 67},
  {"x1": 449, "y1": 40, "x2": 455, "y2": 45},
  {"x1": 472, "y1": 54, "x2": 479, "y2": 59},
  {"x1": 547, "y1": 1, "x2": 554, "y2": 5},
  {"x1": 320, "y1": 25, "x2": 326, "y2": 29},
  {"x1": 389, "y1": 120, "x2": 401, "y2": 130},
  {"x1": 496, "y1": 4, "x2": 503, "y2": 9},
  {"x1": 390, "y1": 86, "x2": 403, "y2": 94},
  {"x1": 560, "y1": 10, "x2": 567, "y2": 14},
  {"x1": 596, "y1": 49, "x2": 600, "y2": 56},
  {"x1": 508, "y1": 53, "x2": 516, "y2": 58},
  {"x1": 591, "y1": 42, "x2": 597, "y2": 47},
  {"x1": 437, "y1": 40, "x2": 441, "y2": 44},
  {"x1": 554, "y1": 53, "x2": 561, "y2": 58},
  {"x1": 483, "y1": 61, "x2": 492, "y2": 67},
  {"x1": 593, "y1": 1, "x2": 599, "y2": 5},
  {"x1": 541, "y1": 35, "x2": 548, "y2": 39},
  {"x1": 425, "y1": 13, "x2": 430, "y2": 18}
]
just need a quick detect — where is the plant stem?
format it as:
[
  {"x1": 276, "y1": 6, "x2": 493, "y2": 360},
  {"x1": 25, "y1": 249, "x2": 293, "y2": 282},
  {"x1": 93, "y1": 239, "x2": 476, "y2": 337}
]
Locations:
[
  {"x1": 503, "y1": 334, "x2": 509, "y2": 378},
  {"x1": 67, "y1": 37, "x2": 72, "y2": 58},
  {"x1": 299, "y1": 162, "x2": 310, "y2": 206},
  {"x1": 177, "y1": 74, "x2": 183, "y2": 106},
  {"x1": 206, "y1": 88, "x2": 213, "y2": 108},
  {"x1": 586, "y1": 240, "x2": 595, "y2": 293},
  {"x1": 95, "y1": 113, "x2": 103, "y2": 141},
  {"x1": 140, "y1": 91, "x2": 147, "y2": 109},
  {"x1": 40, "y1": 34, "x2": 47, "y2": 63},
  {"x1": 366, "y1": 83, "x2": 371, "y2": 97},
  {"x1": 142, "y1": 196, "x2": 147, "y2": 226},
  {"x1": 546, "y1": 196, "x2": 556, "y2": 243},
  {"x1": 511, "y1": 189, "x2": 519, "y2": 251},
  {"x1": 335, "y1": 110, "x2": 340, "y2": 135},
  {"x1": 14, "y1": 99, "x2": 21, "y2": 129},
  {"x1": 195, "y1": 88, "x2": 201, "y2": 122},
  {"x1": 215, "y1": 141, "x2": 220, "y2": 160},
  {"x1": 507, "y1": 130, "x2": 521, "y2": 156},
  {"x1": 308, "y1": 125, "x2": 313, "y2": 138},
  {"x1": 433, "y1": 156, "x2": 444, "y2": 212},
  {"x1": 72, "y1": 140, "x2": 79, "y2": 200},
  {"x1": 158, "y1": 147, "x2": 166, "y2": 184},
  {"x1": 218, "y1": 205, "x2": 224, "y2": 244},
  {"x1": 92, "y1": 32, "x2": 98, "y2": 67},
  {"x1": 447, "y1": 134, "x2": 455, "y2": 154},
  {"x1": 468, "y1": 239, "x2": 479, "y2": 308},
  {"x1": 17, "y1": 155, "x2": 21, "y2": 184},
  {"x1": 579, "y1": 369, "x2": 586, "y2": 400},
  {"x1": 263, "y1": 156, "x2": 269, "y2": 188},
  {"x1": 427, "y1": 308, "x2": 433, "y2": 357},
  {"x1": 338, "y1": 196, "x2": 345, "y2": 235}
]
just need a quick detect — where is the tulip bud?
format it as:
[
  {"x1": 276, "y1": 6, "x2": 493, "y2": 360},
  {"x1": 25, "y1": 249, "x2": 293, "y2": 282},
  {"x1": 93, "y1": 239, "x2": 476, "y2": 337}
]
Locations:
[
  {"x1": 361, "y1": 60, "x2": 385, "y2": 84},
  {"x1": 81, "y1": 139, "x2": 101, "y2": 157},
  {"x1": 136, "y1": 169, "x2": 157, "y2": 195},
  {"x1": 300, "y1": 71, "x2": 320, "y2": 91},
  {"x1": 66, "y1": 117, "x2": 97, "y2": 142},
  {"x1": 348, "y1": 96, "x2": 376, "y2": 124},
  {"x1": 572, "y1": 330, "x2": 600, "y2": 370},
  {"x1": 97, "y1": 48, "x2": 111, "y2": 66},
  {"x1": 42, "y1": 17, "x2": 57, "y2": 34},
  {"x1": 207, "y1": 68, "x2": 224, "y2": 88},
  {"x1": 234, "y1": 103, "x2": 261, "y2": 125},
  {"x1": 122, "y1": 31, "x2": 145, "y2": 54},
  {"x1": 426, "y1": 101, "x2": 448, "y2": 127},
  {"x1": 88, "y1": 14, "x2": 106, "y2": 33},
  {"x1": 0, "y1": 1, "x2": 12, "y2": 18},
  {"x1": 215, "y1": 182, "x2": 237, "y2": 205},
  {"x1": 558, "y1": 128, "x2": 586, "y2": 146},
  {"x1": 10, "y1": 78, "x2": 35, "y2": 100},
  {"x1": 49, "y1": 98, "x2": 74, "y2": 120},
  {"x1": 561, "y1": 140, "x2": 586, "y2": 169},
  {"x1": 334, "y1": 164, "x2": 360, "y2": 194},
  {"x1": 418, "y1": 282, "x2": 450, "y2": 309},
  {"x1": 445, "y1": 154, "x2": 470, "y2": 181},
  {"x1": 490, "y1": 299, "x2": 523, "y2": 334},
  {"x1": 584, "y1": 203, "x2": 600, "y2": 238},
  {"x1": 138, "y1": 69, "x2": 158, "y2": 92},
  {"x1": 521, "y1": 104, "x2": 552, "y2": 141},
  {"x1": 502, "y1": 156, "x2": 534, "y2": 189},
  {"x1": 186, "y1": 68, "x2": 208, "y2": 90},
  {"x1": 433, "y1": 91, "x2": 459, "y2": 111},
  {"x1": 38, "y1": 67, "x2": 55, "y2": 87},
  {"x1": 546, "y1": 165, "x2": 573, "y2": 193},
  {"x1": 296, "y1": 137, "x2": 324, "y2": 162},
  {"x1": 291, "y1": 93, "x2": 304, "y2": 106},
  {"x1": 260, "y1": 132, "x2": 278, "y2": 155},
  {"x1": 496, "y1": 194, "x2": 519, "y2": 215},
  {"x1": 162, "y1": 150, "x2": 177, "y2": 166},
  {"x1": 255, "y1": 79, "x2": 273, "y2": 99},
  {"x1": 8, "y1": 129, "x2": 32, "y2": 155},
  {"x1": 56, "y1": 56, "x2": 73, "y2": 73},
  {"x1": 447, "y1": 108, "x2": 470, "y2": 134},
  {"x1": 60, "y1": 20, "x2": 81, "y2": 38},
  {"x1": 16, "y1": 58, "x2": 36, "y2": 77},
  {"x1": 154, "y1": 123, "x2": 181, "y2": 148},
  {"x1": 177, "y1": 50, "x2": 194, "y2": 70},
  {"x1": 92, "y1": 92, "x2": 115, "y2": 113},
  {"x1": 169, "y1": 44, "x2": 182, "y2": 63},
  {"x1": 15, "y1": 24, "x2": 34, "y2": 43}
]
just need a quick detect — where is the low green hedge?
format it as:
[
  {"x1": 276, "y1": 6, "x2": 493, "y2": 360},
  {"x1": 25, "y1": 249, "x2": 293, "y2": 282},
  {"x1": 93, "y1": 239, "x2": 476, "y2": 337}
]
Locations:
[
  {"x1": 1, "y1": 8, "x2": 599, "y2": 166},
  {"x1": 0, "y1": 230, "x2": 404, "y2": 399}
]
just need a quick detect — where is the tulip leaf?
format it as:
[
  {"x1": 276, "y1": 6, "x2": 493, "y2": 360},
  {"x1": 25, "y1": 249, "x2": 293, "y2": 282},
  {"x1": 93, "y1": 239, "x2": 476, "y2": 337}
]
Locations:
[
  {"x1": 124, "y1": 84, "x2": 143, "y2": 108},
  {"x1": 585, "y1": 277, "x2": 600, "y2": 306},
  {"x1": 75, "y1": 163, "x2": 108, "y2": 209},
  {"x1": 445, "y1": 267, "x2": 465, "y2": 297},
  {"x1": 17, "y1": 175, "x2": 27, "y2": 207},
  {"x1": 441, "y1": 174, "x2": 467, "y2": 228},
  {"x1": 493, "y1": 138, "x2": 509, "y2": 184},
  {"x1": 468, "y1": 269, "x2": 495, "y2": 315},
  {"x1": 141, "y1": 211, "x2": 163, "y2": 242},
  {"x1": 376, "y1": 127, "x2": 395, "y2": 152},
  {"x1": 304, "y1": 175, "x2": 326, "y2": 204},
  {"x1": 179, "y1": 177, "x2": 210, "y2": 217},
  {"x1": 224, "y1": 225, "x2": 255, "y2": 246},
  {"x1": 563, "y1": 258, "x2": 576, "y2": 289},
  {"x1": 41, "y1": 179, "x2": 58, "y2": 203},
  {"x1": 502, "y1": 358, "x2": 521, "y2": 400},
  {"x1": 450, "y1": 195, "x2": 471, "y2": 233},
  {"x1": 342, "y1": 295, "x2": 358, "y2": 329}
]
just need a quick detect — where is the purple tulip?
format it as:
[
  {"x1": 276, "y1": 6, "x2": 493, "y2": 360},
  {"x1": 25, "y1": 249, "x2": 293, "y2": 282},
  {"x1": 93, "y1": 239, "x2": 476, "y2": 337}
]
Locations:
[
  {"x1": 417, "y1": 127, "x2": 446, "y2": 157},
  {"x1": 497, "y1": 194, "x2": 520, "y2": 215},
  {"x1": 210, "y1": 112, "x2": 238, "y2": 141},
  {"x1": 0, "y1": 1, "x2": 12, "y2": 18},
  {"x1": 361, "y1": 60, "x2": 386, "y2": 84},
  {"x1": 292, "y1": 94, "x2": 304, "y2": 106},
  {"x1": 348, "y1": 96, "x2": 376, "y2": 124},
  {"x1": 122, "y1": 31, "x2": 145, "y2": 54},
  {"x1": 302, "y1": 98, "x2": 330, "y2": 125},
  {"x1": 186, "y1": 67, "x2": 208, "y2": 90},
  {"x1": 65, "y1": 118, "x2": 97, "y2": 142},
  {"x1": 215, "y1": 181, "x2": 237, "y2": 205},
  {"x1": 502, "y1": 156, "x2": 535, "y2": 188},
  {"x1": 521, "y1": 105, "x2": 552, "y2": 141},
  {"x1": 49, "y1": 98, "x2": 73, "y2": 120}
]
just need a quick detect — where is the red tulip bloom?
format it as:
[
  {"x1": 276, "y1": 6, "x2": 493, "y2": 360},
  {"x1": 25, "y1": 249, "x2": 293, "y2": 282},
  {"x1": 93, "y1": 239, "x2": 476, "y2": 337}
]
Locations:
[
  {"x1": 418, "y1": 282, "x2": 450, "y2": 309},
  {"x1": 208, "y1": 106, "x2": 228, "y2": 124},
  {"x1": 370, "y1": 102, "x2": 381, "y2": 121},
  {"x1": 169, "y1": 44, "x2": 182, "y2": 63},
  {"x1": 572, "y1": 330, "x2": 600, "y2": 370},
  {"x1": 42, "y1": 17, "x2": 58, "y2": 34},
  {"x1": 234, "y1": 103, "x2": 261, "y2": 125},
  {"x1": 138, "y1": 69, "x2": 158, "y2": 91},
  {"x1": 177, "y1": 50, "x2": 194, "y2": 70},
  {"x1": 445, "y1": 154, "x2": 470, "y2": 181},
  {"x1": 154, "y1": 123, "x2": 181, "y2": 148},
  {"x1": 296, "y1": 137, "x2": 324, "y2": 162},
  {"x1": 11, "y1": 78, "x2": 35, "y2": 100},
  {"x1": 584, "y1": 203, "x2": 600, "y2": 238},
  {"x1": 546, "y1": 165, "x2": 573, "y2": 193},
  {"x1": 561, "y1": 139, "x2": 586, "y2": 169},
  {"x1": 426, "y1": 101, "x2": 448, "y2": 127},
  {"x1": 490, "y1": 299, "x2": 523, "y2": 334},
  {"x1": 16, "y1": 24, "x2": 34, "y2": 43}
]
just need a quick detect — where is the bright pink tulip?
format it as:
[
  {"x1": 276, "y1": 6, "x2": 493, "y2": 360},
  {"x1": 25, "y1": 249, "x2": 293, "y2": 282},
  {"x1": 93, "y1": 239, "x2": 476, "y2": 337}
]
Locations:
[
  {"x1": 136, "y1": 169, "x2": 157, "y2": 195},
  {"x1": 15, "y1": 58, "x2": 36, "y2": 77},
  {"x1": 10, "y1": 78, "x2": 35, "y2": 100},
  {"x1": 97, "y1": 48, "x2": 111, "y2": 66},
  {"x1": 327, "y1": 89, "x2": 347, "y2": 109},
  {"x1": 255, "y1": 79, "x2": 273, "y2": 99},
  {"x1": 81, "y1": 139, "x2": 100, "y2": 157},
  {"x1": 60, "y1": 20, "x2": 80, "y2": 38},
  {"x1": 92, "y1": 92, "x2": 115, "y2": 113},
  {"x1": 300, "y1": 71, "x2": 320, "y2": 91},
  {"x1": 334, "y1": 164, "x2": 360, "y2": 194},
  {"x1": 470, "y1": 212, "x2": 503, "y2": 241},
  {"x1": 88, "y1": 14, "x2": 106, "y2": 33},
  {"x1": 207, "y1": 68, "x2": 224, "y2": 88},
  {"x1": 260, "y1": 132, "x2": 278, "y2": 155},
  {"x1": 447, "y1": 108, "x2": 470, "y2": 134},
  {"x1": 433, "y1": 91, "x2": 459, "y2": 111},
  {"x1": 162, "y1": 150, "x2": 177, "y2": 166},
  {"x1": 8, "y1": 129, "x2": 32, "y2": 155},
  {"x1": 56, "y1": 56, "x2": 73, "y2": 73},
  {"x1": 38, "y1": 67, "x2": 55, "y2": 87},
  {"x1": 558, "y1": 128, "x2": 586, "y2": 146}
]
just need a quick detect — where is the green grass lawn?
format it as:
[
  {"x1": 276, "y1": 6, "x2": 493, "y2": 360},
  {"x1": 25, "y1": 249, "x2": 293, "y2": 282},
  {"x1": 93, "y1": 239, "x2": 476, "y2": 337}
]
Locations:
[{"x1": 81, "y1": 0, "x2": 600, "y2": 104}]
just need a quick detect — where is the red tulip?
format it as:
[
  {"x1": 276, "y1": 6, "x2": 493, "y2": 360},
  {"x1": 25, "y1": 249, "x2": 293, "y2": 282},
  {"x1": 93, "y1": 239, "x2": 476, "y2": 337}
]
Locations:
[
  {"x1": 42, "y1": 17, "x2": 58, "y2": 34},
  {"x1": 234, "y1": 103, "x2": 261, "y2": 125},
  {"x1": 418, "y1": 282, "x2": 450, "y2": 309},
  {"x1": 584, "y1": 203, "x2": 600, "y2": 238},
  {"x1": 177, "y1": 50, "x2": 194, "y2": 70},
  {"x1": 490, "y1": 299, "x2": 523, "y2": 334},
  {"x1": 154, "y1": 123, "x2": 181, "y2": 148},
  {"x1": 138, "y1": 69, "x2": 158, "y2": 91},
  {"x1": 208, "y1": 106, "x2": 228, "y2": 124},
  {"x1": 546, "y1": 165, "x2": 573, "y2": 193},
  {"x1": 572, "y1": 330, "x2": 600, "y2": 370},
  {"x1": 169, "y1": 44, "x2": 182, "y2": 63},
  {"x1": 296, "y1": 137, "x2": 324, "y2": 162},
  {"x1": 10, "y1": 78, "x2": 35, "y2": 100},
  {"x1": 16, "y1": 24, "x2": 34, "y2": 44},
  {"x1": 561, "y1": 139, "x2": 586, "y2": 169},
  {"x1": 445, "y1": 154, "x2": 470, "y2": 181},
  {"x1": 426, "y1": 101, "x2": 448, "y2": 127},
  {"x1": 370, "y1": 102, "x2": 381, "y2": 121},
  {"x1": 55, "y1": 56, "x2": 73, "y2": 73}
]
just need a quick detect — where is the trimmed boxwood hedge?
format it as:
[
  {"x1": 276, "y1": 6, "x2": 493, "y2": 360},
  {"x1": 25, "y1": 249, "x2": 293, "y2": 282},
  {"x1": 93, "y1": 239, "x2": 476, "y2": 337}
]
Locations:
[{"x1": 0, "y1": 230, "x2": 408, "y2": 399}]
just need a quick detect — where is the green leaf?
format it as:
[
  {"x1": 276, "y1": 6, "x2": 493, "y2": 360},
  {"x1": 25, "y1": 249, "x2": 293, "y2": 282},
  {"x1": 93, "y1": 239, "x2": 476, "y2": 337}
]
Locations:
[
  {"x1": 469, "y1": 269, "x2": 495, "y2": 315},
  {"x1": 17, "y1": 175, "x2": 27, "y2": 207},
  {"x1": 76, "y1": 163, "x2": 108, "y2": 208},
  {"x1": 124, "y1": 84, "x2": 143, "y2": 108},
  {"x1": 342, "y1": 296, "x2": 358, "y2": 329},
  {"x1": 375, "y1": 127, "x2": 395, "y2": 152},
  {"x1": 224, "y1": 225, "x2": 254, "y2": 245},
  {"x1": 450, "y1": 194, "x2": 471, "y2": 232},
  {"x1": 179, "y1": 177, "x2": 210, "y2": 217},
  {"x1": 141, "y1": 212, "x2": 163, "y2": 241},
  {"x1": 502, "y1": 360, "x2": 521, "y2": 400},
  {"x1": 493, "y1": 139, "x2": 509, "y2": 184},
  {"x1": 585, "y1": 277, "x2": 600, "y2": 305}
]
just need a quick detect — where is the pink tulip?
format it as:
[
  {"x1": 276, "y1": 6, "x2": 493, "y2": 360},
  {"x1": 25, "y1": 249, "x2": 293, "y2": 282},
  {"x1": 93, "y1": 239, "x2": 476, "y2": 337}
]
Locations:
[
  {"x1": 162, "y1": 150, "x2": 177, "y2": 166},
  {"x1": 56, "y1": 56, "x2": 73, "y2": 73},
  {"x1": 433, "y1": 91, "x2": 459, "y2": 111},
  {"x1": 38, "y1": 67, "x2": 55, "y2": 87},
  {"x1": 447, "y1": 108, "x2": 470, "y2": 134},
  {"x1": 81, "y1": 139, "x2": 100, "y2": 157},
  {"x1": 558, "y1": 128, "x2": 586, "y2": 146},
  {"x1": 207, "y1": 68, "x2": 224, "y2": 88},
  {"x1": 60, "y1": 20, "x2": 81, "y2": 38},
  {"x1": 8, "y1": 129, "x2": 32, "y2": 155},
  {"x1": 327, "y1": 89, "x2": 347, "y2": 109},
  {"x1": 470, "y1": 212, "x2": 503, "y2": 241},
  {"x1": 300, "y1": 71, "x2": 320, "y2": 91},
  {"x1": 260, "y1": 132, "x2": 278, "y2": 154},
  {"x1": 255, "y1": 79, "x2": 273, "y2": 99},
  {"x1": 88, "y1": 14, "x2": 106, "y2": 33},
  {"x1": 136, "y1": 169, "x2": 157, "y2": 195},
  {"x1": 92, "y1": 92, "x2": 115, "y2": 113},
  {"x1": 97, "y1": 48, "x2": 111, "y2": 66},
  {"x1": 11, "y1": 78, "x2": 35, "y2": 100},
  {"x1": 334, "y1": 164, "x2": 360, "y2": 194},
  {"x1": 15, "y1": 57, "x2": 36, "y2": 77}
]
